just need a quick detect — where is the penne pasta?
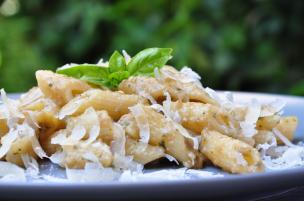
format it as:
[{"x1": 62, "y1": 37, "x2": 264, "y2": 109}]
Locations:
[
  {"x1": 59, "y1": 89, "x2": 147, "y2": 121},
  {"x1": 125, "y1": 137, "x2": 165, "y2": 165},
  {"x1": 201, "y1": 130, "x2": 263, "y2": 173},
  {"x1": 36, "y1": 70, "x2": 91, "y2": 106}
]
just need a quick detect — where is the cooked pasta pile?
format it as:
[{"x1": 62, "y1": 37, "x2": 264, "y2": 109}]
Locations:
[{"x1": 0, "y1": 48, "x2": 302, "y2": 181}]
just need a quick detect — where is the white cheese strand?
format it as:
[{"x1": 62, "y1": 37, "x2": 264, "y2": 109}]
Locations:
[
  {"x1": 129, "y1": 104, "x2": 150, "y2": 144},
  {"x1": 66, "y1": 163, "x2": 120, "y2": 183},
  {"x1": 0, "y1": 129, "x2": 18, "y2": 158},
  {"x1": 164, "y1": 154, "x2": 179, "y2": 165},
  {"x1": 111, "y1": 123, "x2": 126, "y2": 156},
  {"x1": 84, "y1": 125, "x2": 100, "y2": 145},
  {"x1": 272, "y1": 128, "x2": 296, "y2": 147},
  {"x1": 21, "y1": 154, "x2": 39, "y2": 178},
  {"x1": 49, "y1": 151, "x2": 66, "y2": 165}
]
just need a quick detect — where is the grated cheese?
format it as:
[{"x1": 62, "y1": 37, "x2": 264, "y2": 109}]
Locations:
[
  {"x1": 21, "y1": 154, "x2": 39, "y2": 179},
  {"x1": 66, "y1": 162, "x2": 120, "y2": 182},
  {"x1": 164, "y1": 154, "x2": 179, "y2": 165},
  {"x1": 129, "y1": 104, "x2": 150, "y2": 144},
  {"x1": 260, "y1": 99, "x2": 286, "y2": 117},
  {"x1": 0, "y1": 129, "x2": 18, "y2": 158},
  {"x1": 111, "y1": 123, "x2": 126, "y2": 156}
]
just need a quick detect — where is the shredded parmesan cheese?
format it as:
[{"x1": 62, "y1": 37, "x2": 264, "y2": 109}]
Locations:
[
  {"x1": 164, "y1": 154, "x2": 179, "y2": 165},
  {"x1": 272, "y1": 128, "x2": 296, "y2": 147},
  {"x1": 49, "y1": 151, "x2": 65, "y2": 165},
  {"x1": 66, "y1": 163, "x2": 120, "y2": 182},
  {"x1": 111, "y1": 123, "x2": 126, "y2": 156},
  {"x1": 0, "y1": 129, "x2": 18, "y2": 158},
  {"x1": 260, "y1": 99, "x2": 286, "y2": 117},
  {"x1": 129, "y1": 104, "x2": 150, "y2": 144},
  {"x1": 21, "y1": 154, "x2": 39, "y2": 178}
]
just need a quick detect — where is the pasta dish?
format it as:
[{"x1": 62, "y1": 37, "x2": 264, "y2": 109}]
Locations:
[{"x1": 0, "y1": 48, "x2": 301, "y2": 182}]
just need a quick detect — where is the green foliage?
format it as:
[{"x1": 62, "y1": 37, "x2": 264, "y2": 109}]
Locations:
[{"x1": 0, "y1": 0, "x2": 303, "y2": 95}]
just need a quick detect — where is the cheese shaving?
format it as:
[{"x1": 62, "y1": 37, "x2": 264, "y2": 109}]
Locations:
[
  {"x1": 205, "y1": 87, "x2": 221, "y2": 104},
  {"x1": 129, "y1": 104, "x2": 150, "y2": 144},
  {"x1": 83, "y1": 125, "x2": 100, "y2": 145},
  {"x1": 180, "y1": 66, "x2": 202, "y2": 86},
  {"x1": 239, "y1": 99, "x2": 261, "y2": 137},
  {"x1": 150, "y1": 93, "x2": 198, "y2": 150},
  {"x1": 137, "y1": 90, "x2": 157, "y2": 105},
  {"x1": 0, "y1": 89, "x2": 24, "y2": 120},
  {"x1": 66, "y1": 163, "x2": 120, "y2": 182},
  {"x1": 21, "y1": 154, "x2": 39, "y2": 178},
  {"x1": 272, "y1": 128, "x2": 296, "y2": 147},
  {"x1": 260, "y1": 99, "x2": 286, "y2": 117},
  {"x1": 262, "y1": 146, "x2": 304, "y2": 170},
  {"x1": 70, "y1": 125, "x2": 86, "y2": 141},
  {"x1": 164, "y1": 154, "x2": 179, "y2": 165},
  {"x1": 82, "y1": 152, "x2": 101, "y2": 164},
  {"x1": 163, "y1": 92, "x2": 181, "y2": 122},
  {"x1": 111, "y1": 123, "x2": 126, "y2": 156},
  {"x1": 49, "y1": 151, "x2": 65, "y2": 165},
  {"x1": 119, "y1": 168, "x2": 223, "y2": 182},
  {"x1": 31, "y1": 135, "x2": 48, "y2": 159},
  {"x1": 113, "y1": 154, "x2": 143, "y2": 172},
  {"x1": 0, "y1": 129, "x2": 18, "y2": 158},
  {"x1": 58, "y1": 99, "x2": 84, "y2": 119}
]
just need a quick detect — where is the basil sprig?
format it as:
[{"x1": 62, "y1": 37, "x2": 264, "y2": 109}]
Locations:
[{"x1": 56, "y1": 48, "x2": 172, "y2": 89}]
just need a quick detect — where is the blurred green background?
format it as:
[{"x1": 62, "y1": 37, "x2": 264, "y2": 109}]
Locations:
[{"x1": 0, "y1": 0, "x2": 303, "y2": 95}]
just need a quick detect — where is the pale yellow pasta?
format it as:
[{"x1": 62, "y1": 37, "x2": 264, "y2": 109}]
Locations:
[
  {"x1": 36, "y1": 112, "x2": 66, "y2": 155},
  {"x1": 118, "y1": 105, "x2": 169, "y2": 146},
  {"x1": 60, "y1": 89, "x2": 147, "y2": 121},
  {"x1": 160, "y1": 66, "x2": 218, "y2": 105},
  {"x1": 253, "y1": 130, "x2": 275, "y2": 146},
  {"x1": 125, "y1": 137, "x2": 165, "y2": 165},
  {"x1": 48, "y1": 107, "x2": 116, "y2": 168},
  {"x1": 17, "y1": 89, "x2": 65, "y2": 155},
  {"x1": 36, "y1": 70, "x2": 91, "y2": 106},
  {"x1": 256, "y1": 115, "x2": 280, "y2": 130},
  {"x1": 97, "y1": 110, "x2": 115, "y2": 145},
  {"x1": 201, "y1": 130, "x2": 263, "y2": 173},
  {"x1": 170, "y1": 101, "x2": 213, "y2": 134},
  {"x1": 275, "y1": 116, "x2": 298, "y2": 144},
  {"x1": 5, "y1": 136, "x2": 37, "y2": 167},
  {"x1": 171, "y1": 101, "x2": 254, "y2": 145},
  {"x1": 60, "y1": 141, "x2": 113, "y2": 169},
  {"x1": 164, "y1": 132, "x2": 203, "y2": 168},
  {"x1": 119, "y1": 76, "x2": 165, "y2": 102},
  {"x1": 118, "y1": 105, "x2": 203, "y2": 168},
  {"x1": 0, "y1": 118, "x2": 8, "y2": 138}
]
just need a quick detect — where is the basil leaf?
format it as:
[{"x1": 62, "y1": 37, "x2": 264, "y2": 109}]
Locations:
[
  {"x1": 108, "y1": 51, "x2": 126, "y2": 73},
  {"x1": 56, "y1": 48, "x2": 173, "y2": 89},
  {"x1": 127, "y1": 48, "x2": 172, "y2": 76},
  {"x1": 56, "y1": 64, "x2": 109, "y2": 87},
  {"x1": 108, "y1": 71, "x2": 130, "y2": 88}
]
